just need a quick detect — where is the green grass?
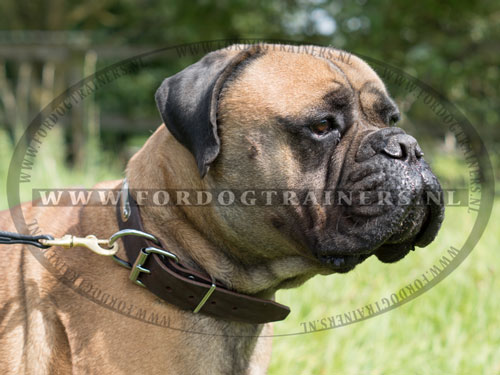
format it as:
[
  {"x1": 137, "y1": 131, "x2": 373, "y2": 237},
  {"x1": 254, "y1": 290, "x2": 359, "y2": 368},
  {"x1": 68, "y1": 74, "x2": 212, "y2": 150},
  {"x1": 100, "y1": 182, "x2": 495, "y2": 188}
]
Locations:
[
  {"x1": 269, "y1": 202, "x2": 500, "y2": 374},
  {"x1": 0, "y1": 128, "x2": 123, "y2": 209},
  {"x1": 1, "y1": 129, "x2": 498, "y2": 374}
]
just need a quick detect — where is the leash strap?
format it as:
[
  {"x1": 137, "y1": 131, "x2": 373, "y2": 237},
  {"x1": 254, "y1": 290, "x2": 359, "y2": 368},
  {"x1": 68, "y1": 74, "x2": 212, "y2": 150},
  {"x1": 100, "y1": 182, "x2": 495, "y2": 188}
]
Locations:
[
  {"x1": 0, "y1": 230, "x2": 121, "y2": 255},
  {"x1": 115, "y1": 190, "x2": 291, "y2": 324},
  {"x1": 0, "y1": 231, "x2": 53, "y2": 249}
]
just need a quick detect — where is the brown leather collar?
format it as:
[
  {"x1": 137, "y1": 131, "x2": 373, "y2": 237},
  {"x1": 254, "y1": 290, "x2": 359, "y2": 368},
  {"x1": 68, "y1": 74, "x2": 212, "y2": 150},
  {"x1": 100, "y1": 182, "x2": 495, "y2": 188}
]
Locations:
[{"x1": 114, "y1": 187, "x2": 290, "y2": 324}]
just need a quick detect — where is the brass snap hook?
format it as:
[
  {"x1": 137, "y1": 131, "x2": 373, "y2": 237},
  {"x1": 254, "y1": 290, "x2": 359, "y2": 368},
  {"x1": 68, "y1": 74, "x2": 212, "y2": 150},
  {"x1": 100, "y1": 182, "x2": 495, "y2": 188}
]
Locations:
[{"x1": 39, "y1": 234, "x2": 119, "y2": 256}]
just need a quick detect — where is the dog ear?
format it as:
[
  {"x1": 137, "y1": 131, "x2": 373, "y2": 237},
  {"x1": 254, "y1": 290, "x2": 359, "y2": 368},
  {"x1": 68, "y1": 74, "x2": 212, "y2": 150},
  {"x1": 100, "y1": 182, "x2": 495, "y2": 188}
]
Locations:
[{"x1": 155, "y1": 46, "x2": 261, "y2": 177}]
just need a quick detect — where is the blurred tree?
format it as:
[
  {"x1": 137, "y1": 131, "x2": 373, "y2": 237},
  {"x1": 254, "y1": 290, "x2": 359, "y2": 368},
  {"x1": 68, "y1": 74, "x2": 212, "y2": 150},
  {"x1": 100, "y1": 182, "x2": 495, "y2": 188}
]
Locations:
[{"x1": 0, "y1": 0, "x2": 498, "y2": 172}]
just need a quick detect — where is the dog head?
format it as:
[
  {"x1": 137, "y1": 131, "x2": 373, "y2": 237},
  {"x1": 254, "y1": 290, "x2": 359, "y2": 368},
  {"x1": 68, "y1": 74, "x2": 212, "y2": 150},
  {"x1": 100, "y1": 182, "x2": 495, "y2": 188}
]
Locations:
[{"x1": 154, "y1": 44, "x2": 444, "y2": 276}]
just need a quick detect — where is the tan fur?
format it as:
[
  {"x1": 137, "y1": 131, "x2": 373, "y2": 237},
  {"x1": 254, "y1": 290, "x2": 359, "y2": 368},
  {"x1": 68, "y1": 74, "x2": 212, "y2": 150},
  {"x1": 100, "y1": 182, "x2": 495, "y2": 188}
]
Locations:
[{"x1": 0, "y1": 44, "x2": 391, "y2": 374}]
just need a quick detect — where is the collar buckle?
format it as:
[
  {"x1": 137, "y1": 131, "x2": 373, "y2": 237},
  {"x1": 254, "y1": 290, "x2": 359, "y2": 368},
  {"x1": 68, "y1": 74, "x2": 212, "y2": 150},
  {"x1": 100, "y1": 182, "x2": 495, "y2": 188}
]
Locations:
[{"x1": 129, "y1": 246, "x2": 179, "y2": 287}]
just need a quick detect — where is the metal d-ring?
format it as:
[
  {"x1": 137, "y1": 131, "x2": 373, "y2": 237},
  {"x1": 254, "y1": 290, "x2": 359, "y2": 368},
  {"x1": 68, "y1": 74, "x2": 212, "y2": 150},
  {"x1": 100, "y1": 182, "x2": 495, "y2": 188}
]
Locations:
[
  {"x1": 108, "y1": 229, "x2": 160, "y2": 247},
  {"x1": 109, "y1": 229, "x2": 161, "y2": 270}
]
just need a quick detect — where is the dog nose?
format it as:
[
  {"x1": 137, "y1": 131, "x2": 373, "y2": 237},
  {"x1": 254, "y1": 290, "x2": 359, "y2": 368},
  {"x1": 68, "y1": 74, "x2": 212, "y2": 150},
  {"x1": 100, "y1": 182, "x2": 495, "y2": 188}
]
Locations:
[
  {"x1": 354, "y1": 127, "x2": 425, "y2": 163},
  {"x1": 382, "y1": 133, "x2": 423, "y2": 162}
]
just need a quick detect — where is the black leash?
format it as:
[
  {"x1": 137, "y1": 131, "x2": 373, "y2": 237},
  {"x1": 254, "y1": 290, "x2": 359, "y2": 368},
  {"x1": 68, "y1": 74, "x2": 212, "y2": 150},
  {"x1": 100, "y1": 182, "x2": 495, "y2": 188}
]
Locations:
[
  {"x1": 0, "y1": 229, "x2": 124, "y2": 256},
  {"x1": 0, "y1": 230, "x2": 54, "y2": 249}
]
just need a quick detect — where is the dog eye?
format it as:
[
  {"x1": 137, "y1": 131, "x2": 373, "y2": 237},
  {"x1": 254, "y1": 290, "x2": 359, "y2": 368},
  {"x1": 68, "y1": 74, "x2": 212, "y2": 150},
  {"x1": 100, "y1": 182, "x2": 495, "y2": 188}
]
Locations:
[{"x1": 309, "y1": 119, "x2": 332, "y2": 136}]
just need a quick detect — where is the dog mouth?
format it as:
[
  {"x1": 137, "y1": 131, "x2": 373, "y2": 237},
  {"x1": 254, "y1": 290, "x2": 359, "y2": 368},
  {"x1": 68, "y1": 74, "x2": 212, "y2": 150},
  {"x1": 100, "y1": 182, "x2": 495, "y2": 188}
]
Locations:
[
  {"x1": 373, "y1": 194, "x2": 443, "y2": 263},
  {"x1": 318, "y1": 253, "x2": 372, "y2": 273},
  {"x1": 373, "y1": 242, "x2": 415, "y2": 263},
  {"x1": 313, "y1": 167, "x2": 444, "y2": 272},
  {"x1": 315, "y1": 185, "x2": 443, "y2": 272}
]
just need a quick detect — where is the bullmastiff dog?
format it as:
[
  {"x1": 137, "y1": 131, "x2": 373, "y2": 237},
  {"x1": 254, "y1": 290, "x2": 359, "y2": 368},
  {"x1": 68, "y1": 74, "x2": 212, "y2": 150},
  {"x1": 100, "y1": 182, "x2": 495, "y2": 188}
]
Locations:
[{"x1": 0, "y1": 44, "x2": 444, "y2": 374}]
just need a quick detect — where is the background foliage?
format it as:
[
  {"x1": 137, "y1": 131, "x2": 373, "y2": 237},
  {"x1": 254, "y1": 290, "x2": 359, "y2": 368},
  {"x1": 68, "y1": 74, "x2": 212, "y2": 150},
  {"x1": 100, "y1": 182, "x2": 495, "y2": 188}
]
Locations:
[{"x1": 0, "y1": 0, "x2": 498, "y2": 173}]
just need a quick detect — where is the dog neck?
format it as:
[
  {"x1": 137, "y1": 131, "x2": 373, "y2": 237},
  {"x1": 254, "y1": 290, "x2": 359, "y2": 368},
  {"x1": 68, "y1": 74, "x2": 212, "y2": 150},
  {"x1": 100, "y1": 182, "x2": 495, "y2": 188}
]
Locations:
[{"x1": 124, "y1": 126, "x2": 321, "y2": 298}]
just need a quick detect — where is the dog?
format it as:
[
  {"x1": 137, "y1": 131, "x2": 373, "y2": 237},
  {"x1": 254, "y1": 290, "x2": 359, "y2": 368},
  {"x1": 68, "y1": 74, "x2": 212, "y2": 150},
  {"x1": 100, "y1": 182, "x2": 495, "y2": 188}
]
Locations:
[{"x1": 0, "y1": 44, "x2": 444, "y2": 374}]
